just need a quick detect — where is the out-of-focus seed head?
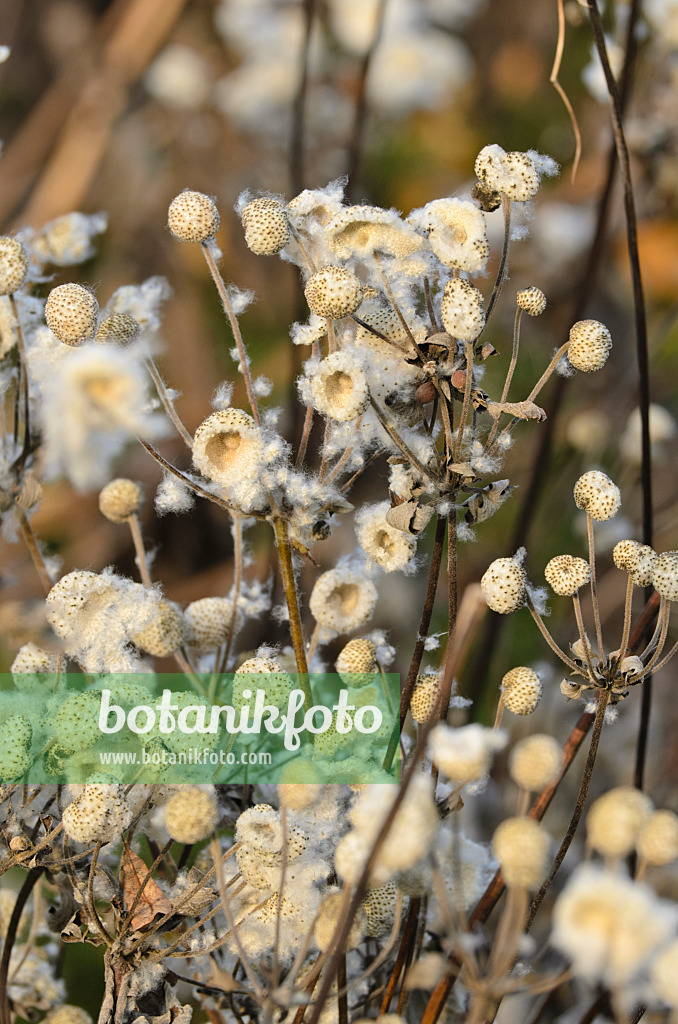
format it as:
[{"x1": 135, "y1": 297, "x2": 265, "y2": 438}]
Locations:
[
  {"x1": 241, "y1": 197, "x2": 290, "y2": 255},
  {"x1": 45, "y1": 1007, "x2": 94, "y2": 1024},
  {"x1": 516, "y1": 286, "x2": 546, "y2": 316},
  {"x1": 544, "y1": 554, "x2": 591, "y2": 596},
  {"x1": 501, "y1": 666, "x2": 542, "y2": 715},
  {"x1": 45, "y1": 283, "x2": 98, "y2": 345},
  {"x1": 586, "y1": 786, "x2": 653, "y2": 858},
  {"x1": 567, "y1": 320, "x2": 612, "y2": 373},
  {"x1": 168, "y1": 190, "x2": 220, "y2": 243},
  {"x1": 304, "y1": 266, "x2": 363, "y2": 319},
  {"x1": 98, "y1": 478, "x2": 143, "y2": 523},
  {"x1": 164, "y1": 786, "x2": 218, "y2": 843},
  {"x1": 651, "y1": 551, "x2": 678, "y2": 602},
  {"x1": 0, "y1": 237, "x2": 29, "y2": 295},
  {"x1": 96, "y1": 313, "x2": 141, "y2": 344},
  {"x1": 480, "y1": 556, "x2": 526, "y2": 614},
  {"x1": 315, "y1": 892, "x2": 367, "y2": 951},
  {"x1": 492, "y1": 817, "x2": 550, "y2": 888},
  {"x1": 509, "y1": 734, "x2": 561, "y2": 791},
  {"x1": 636, "y1": 810, "x2": 678, "y2": 866},
  {"x1": 573, "y1": 470, "x2": 621, "y2": 521}
]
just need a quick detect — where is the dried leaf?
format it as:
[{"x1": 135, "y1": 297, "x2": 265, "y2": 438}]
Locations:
[
  {"x1": 446, "y1": 462, "x2": 476, "y2": 482},
  {"x1": 463, "y1": 480, "x2": 515, "y2": 525},
  {"x1": 120, "y1": 844, "x2": 172, "y2": 931},
  {"x1": 385, "y1": 500, "x2": 434, "y2": 535},
  {"x1": 173, "y1": 868, "x2": 218, "y2": 917},
  {"x1": 486, "y1": 400, "x2": 547, "y2": 422}
]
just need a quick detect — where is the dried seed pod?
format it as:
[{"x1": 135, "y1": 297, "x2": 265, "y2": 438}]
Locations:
[
  {"x1": 636, "y1": 810, "x2": 678, "y2": 866},
  {"x1": 0, "y1": 714, "x2": 32, "y2": 780},
  {"x1": 233, "y1": 657, "x2": 294, "y2": 709},
  {"x1": 304, "y1": 266, "x2": 363, "y2": 319},
  {"x1": 613, "y1": 539, "x2": 657, "y2": 587},
  {"x1": 573, "y1": 470, "x2": 621, "y2": 521},
  {"x1": 164, "y1": 786, "x2": 218, "y2": 843},
  {"x1": 309, "y1": 568, "x2": 378, "y2": 633},
  {"x1": 586, "y1": 786, "x2": 653, "y2": 857},
  {"x1": 241, "y1": 197, "x2": 290, "y2": 255},
  {"x1": 192, "y1": 408, "x2": 262, "y2": 486},
  {"x1": 96, "y1": 313, "x2": 141, "y2": 344},
  {"x1": 336, "y1": 637, "x2": 377, "y2": 686},
  {"x1": 45, "y1": 282, "x2": 98, "y2": 345},
  {"x1": 168, "y1": 190, "x2": 219, "y2": 242},
  {"x1": 132, "y1": 600, "x2": 184, "y2": 657},
  {"x1": 544, "y1": 554, "x2": 591, "y2": 596},
  {"x1": 0, "y1": 236, "x2": 29, "y2": 294},
  {"x1": 183, "y1": 597, "x2": 242, "y2": 651},
  {"x1": 501, "y1": 666, "x2": 542, "y2": 715},
  {"x1": 651, "y1": 551, "x2": 678, "y2": 602},
  {"x1": 492, "y1": 817, "x2": 549, "y2": 888},
  {"x1": 567, "y1": 320, "x2": 612, "y2": 373},
  {"x1": 516, "y1": 286, "x2": 546, "y2": 316},
  {"x1": 410, "y1": 673, "x2": 440, "y2": 723},
  {"x1": 480, "y1": 556, "x2": 526, "y2": 614},
  {"x1": 440, "y1": 277, "x2": 485, "y2": 342},
  {"x1": 509, "y1": 734, "x2": 561, "y2": 791},
  {"x1": 98, "y1": 478, "x2": 143, "y2": 523},
  {"x1": 362, "y1": 882, "x2": 398, "y2": 937}
]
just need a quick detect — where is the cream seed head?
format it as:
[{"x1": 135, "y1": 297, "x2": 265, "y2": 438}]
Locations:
[
  {"x1": 636, "y1": 810, "x2": 678, "y2": 866},
  {"x1": 45, "y1": 1007, "x2": 94, "y2": 1024},
  {"x1": 356, "y1": 502, "x2": 416, "y2": 572},
  {"x1": 278, "y1": 774, "x2": 322, "y2": 810},
  {"x1": 480, "y1": 556, "x2": 526, "y2": 614},
  {"x1": 54, "y1": 691, "x2": 107, "y2": 750},
  {"x1": 545, "y1": 554, "x2": 591, "y2": 596},
  {"x1": 62, "y1": 783, "x2": 134, "y2": 844},
  {"x1": 314, "y1": 892, "x2": 367, "y2": 951},
  {"x1": 501, "y1": 666, "x2": 542, "y2": 715},
  {"x1": 305, "y1": 350, "x2": 369, "y2": 421},
  {"x1": 336, "y1": 637, "x2": 377, "y2": 686},
  {"x1": 362, "y1": 882, "x2": 398, "y2": 937},
  {"x1": 652, "y1": 940, "x2": 678, "y2": 1008},
  {"x1": 613, "y1": 539, "x2": 658, "y2": 587},
  {"x1": 164, "y1": 786, "x2": 218, "y2": 843},
  {"x1": 45, "y1": 283, "x2": 99, "y2": 345},
  {"x1": 573, "y1": 470, "x2": 621, "y2": 521},
  {"x1": 183, "y1": 597, "x2": 242, "y2": 651},
  {"x1": 309, "y1": 568, "x2": 378, "y2": 634},
  {"x1": 132, "y1": 600, "x2": 184, "y2": 657},
  {"x1": 651, "y1": 551, "x2": 678, "y2": 602},
  {"x1": 96, "y1": 312, "x2": 141, "y2": 344},
  {"x1": 192, "y1": 408, "x2": 263, "y2": 486},
  {"x1": 0, "y1": 236, "x2": 29, "y2": 294},
  {"x1": 168, "y1": 190, "x2": 219, "y2": 242},
  {"x1": 475, "y1": 145, "x2": 540, "y2": 202},
  {"x1": 516, "y1": 286, "x2": 546, "y2": 316},
  {"x1": 509, "y1": 734, "x2": 562, "y2": 791},
  {"x1": 567, "y1": 320, "x2": 612, "y2": 373},
  {"x1": 233, "y1": 657, "x2": 294, "y2": 709},
  {"x1": 98, "y1": 478, "x2": 143, "y2": 523},
  {"x1": 429, "y1": 723, "x2": 506, "y2": 784},
  {"x1": 410, "y1": 673, "x2": 441, "y2": 724},
  {"x1": 241, "y1": 197, "x2": 290, "y2": 255},
  {"x1": 586, "y1": 786, "x2": 653, "y2": 858},
  {"x1": 440, "y1": 277, "x2": 485, "y2": 342},
  {"x1": 304, "y1": 266, "x2": 363, "y2": 319},
  {"x1": 492, "y1": 817, "x2": 550, "y2": 888},
  {"x1": 11, "y1": 642, "x2": 59, "y2": 678}
]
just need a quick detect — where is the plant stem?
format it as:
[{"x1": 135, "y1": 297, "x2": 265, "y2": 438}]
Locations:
[
  {"x1": 526, "y1": 592, "x2": 579, "y2": 673},
  {"x1": 484, "y1": 195, "x2": 512, "y2": 326},
  {"x1": 272, "y1": 516, "x2": 312, "y2": 710},
  {"x1": 128, "y1": 513, "x2": 153, "y2": 589},
  {"x1": 18, "y1": 511, "x2": 53, "y2": 595},
  {"x1": 145, "y1": 356, "x2": 193, "y2": 448}
]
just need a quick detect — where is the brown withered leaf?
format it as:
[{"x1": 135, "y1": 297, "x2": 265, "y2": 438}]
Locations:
[
  {"x1": 120, "y1": 844, "x2": 172, "y2": 931},
  {"x1": 173, "y1": 867, "x2": 218, "y2": 917},
  {"x1": 486, "y1": 400, "x2": 547, "y2": 422}
]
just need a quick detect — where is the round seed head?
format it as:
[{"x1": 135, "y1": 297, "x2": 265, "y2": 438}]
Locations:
[
  {"x1": 492, "y1": 817, "x2": 550, "y2": 888},
  {"x1": 636, "y1": 810, "x2": 678, "y2": 866},
  {"x1": 0, "y1": 237, "x2": 29, "y2": 295},
  {"x1": 304, "y1": 266, "x2": 363, "y2": 319},
  {"x1": 98, "y1": 478, "x2": 143, "y2": 523},
  {"x1": 501, "y1": 666, "x2": 542, "y2": 715},
  {"x1": 241, "y1": 197, "x2": 290, "y2": 255},
  {"x1": 501, "y1": 151, "x2": 541, "y2": 201},
  {"x1": 62, "y1": 783, "x2": 133, "y2": 843},
  {"x1": 573, "y1": 470, "x2": 621, "y2": 521},
  {"x1": 568, "y1": 320, "x2": 612, "y2": 373},
  {"x1": 183, "y1": 596, "x2": 243, "y2": 651},
  {"x1": 96, "y1": 312, "x2": 141, "y2": 344},
  {"x1": 45, "y1": 1007, "x2": 93, "y2": 1024},
  {"x1": 278, "y1": 767, "x2": 322, "y2": 809},
  {"x1": 545, "y1": 554, "x2": 591, "y2": 596},
  {"x1": 480, "y1": 556, "x2": 526, "y2": 614},
  {"x1": 168, "y1": 190, "x2": 219, "y2": 242},
  {"x1": 612, "y1": 540, "x2": 657, "y2": 587},
  {"x1": 54, "y1": 691, "x2": 105, "y2": 750},
  {"x1": 0, "y1": 714, "x2": 33, "y2": 780},
  {"x1": 651, "y1": 551, "x2": 678, "y2": 602},
  {"x1": 45, "y1": 283, "x2": 98, "y2": 345},
  {"x1": 586, "y1": 786, "x2": 653, "y2": 857},
  {"x1": 192, "y1": 408, "x2": 263, "y2": 486},
  {"x1": 356, "y1": 502, "x2": 416, "y2": 571},
  {"x1": 516, "y1": 286, "x2": 546, "y2": 316},
  {"x1": 233, "y1": 657, "x2": 294, "y2": 709},
  {"x1": 410, "y1": 673, "x2": 441, "y2": 724},
  {"x1": 132, "y1": 600, "x2": 184, "y2": 657},
  {"x1": 306, "y1": 350, "x2": 369, "y2": 421},
  {"x1": 362, "y1": 882, "x2": 398, "y2": 937},
  {"x1": 509, "y1": 734, "x2": 561, "y2": 791},
  {"x1": 336, "y1": 637, "x2": 377, "y2": 686},
  {"x1": 652, "y1": 940, "x2": 678, "y2": 1008},
  {"x1": 164, "y1": 786, "x2": 218, "y2": 843},
  {"x1": 441, "y1": 277, "x2": 486, "y2": 342}
]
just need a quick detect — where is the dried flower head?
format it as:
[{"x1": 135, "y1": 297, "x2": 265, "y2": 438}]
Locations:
[
  {"x1": 440, "y1": 277, "x2": 485, "y2": 342},
  {"x1": 410, "y1": 673, "x2": 441, "y2": 723},
  {"x1": 651, "y1": 551, "x2": 678, "y2": 602},
  {"x1": 475, "y1": 145, "x2": 540, "y2": 202},
  {"x1": 509, "y1": 734, "x2": 561, "y2": 791},
  {"x1": 95, "y1": 313, "x2": 141, "y2": 344},
  {"x1": 241, "y1": 197, "x2": 290, "y2": 255},
  {"x1": 132, "y1": 599, "x2": 184, "y2": 657},
  {"x1": 164, "y1": 786, "x2": 218, "y2": 843},
  {"x1": 544, "y1": 554, "x2": 591, "y2": 596},
  {"x1": 168, "y1": 190, "x2": 219, "y2": 242},
  {"x1": 480, "y1": 555, "x2": 526, "y2": 614},
  {"x1": 336, "y1": 637, "x2": 377, "y2": 686},
  {"x1": 45, "y1": 283, "x2": 98, "y2": 345},
  {"x1": 501, "y1": 666, "x2": 542, "y2": 715},
  {"x1": 573, "y1": 470, "x2": 621, "y2": 521},
  {"x1": 567, "y1": 319, "x2": 612, "y2": 373},
  {"x1": 429, "y1": 723, "x2": 506, "y2": 784},
  {"x1": 516, "y1": 286, "x2": 546, "y2": 316},
  {"x1": 183, "y1": 597, "x2": 242, "y2": 651},
  {"x1": 192, "y1": 408, "x2": 263, "y2": 486},
  {"x1": 492, "y1": 817, "x2": 549, "y2": 888},
  {"x1": 98, "y1": 478, "x2": 143, "y2": 523},
  {"x1": 586, "y1": 786, "x2": 653, "y2": 857},
  {"x1": 309, "y1": 567, "x2": 378, "y2": 633},
  {"x1": 636, "y1": 810, "x2": 678, "y2": 866},
  {"x1": 0, "y1": 236, "x2": 29, "y2": 294},
  {"x1": 302, "y1": 350, "x2": 369, "y2": 421},
  {"x1": 613, "y1": 539, "x2": 658, "y2": 587},
  {"x1": 304, "y1": 266, "x2": 363, "y2": 320},
  {"x1": 326, "y1": 205, "x2": 421, "y2": 260},
  {"x1": 62, "y1": 783, "x2": 134, "y2": 844},
  {"x1": 416, "y1": 198, "x2": 489, "y2": 272},
  {"x1": 356, "y1": 501, "x2": 416, "y2": 572}
]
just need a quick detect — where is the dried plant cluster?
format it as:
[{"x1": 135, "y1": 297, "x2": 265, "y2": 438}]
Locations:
[{"x1": 0, "y1": 4, "x2": 678, "y2": 1024}]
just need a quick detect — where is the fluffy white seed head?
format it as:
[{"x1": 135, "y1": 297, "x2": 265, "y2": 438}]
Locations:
[
  {"x1": 304, "y1": 266, "x2": 363, "y2": 319},
  {"x1": 164, "y1": 786, "x2": 218, "y2": 843},
  {"x1": 516, "y1": 286, "x2": 546, "y2": 316},
  {"x1": 481, "y1": 556, "x2": 526, "y2": 614},
  {"x1": 586, "y1": 786, "x2": 653, "y2": 857},
  {"x1": 356, "y1": 502, "x2": 416, "y2": 572},
  {"x1": 573, "y1": 470, "x2": 621, "y2": 521},
  {"x1": 544, "y1": 554, "x2": 591, "y2": 596},
  {"x1": 636, "y1": 810, "x2": 678, "y2": 866},
  {"x1": 492, "y1": 817, "x2": 550, "y2": 888},
  {"x1": 98, "y1": 478, "x2": 143, "y2": 523},
  {"x1": 475, "y1": 145, "x2": 540, "y2": 202},
  {"x1": 309, "y1": 568, "x2": 378, "y2": 633},
  {"x1": 183, "y1": 597, "x2": 242, "y2": 651},
  {"x1": 651, "y1": 551, "x2": 678, "y2": 602},
  {"x1": 62, "y1": 783, "x2": 134, "y2": 844},
  {"x1": 441, "y1": 277, "x2": 485, "y2": 342},
  {"x1": 192, "y1": 408, "x2": 263, "y2": 486},
  {"x1": 304, "y1": 350, "x2": 369, "y2": 421},
  {"x1": 613, "y1": 540, "x2": 657, "y2": 587},
  {"x1": 501, "y1": 666, "x2": 542, "y2": 715},
  {"x1": 241, "y1": 197, "x2": 290, "y2": 255},
  {"x1": 652, "y1": 939, "x2": 678, "y2": 1008},
  {"x1": 0, "y1": 236, "x2": 29, "y2": 294},
  {"x1": 168, "y1": 190, "x2": 219, "y2": 242},
  {"x1": 429, "y1": 723, "x2": 506, "y2": 784},
  {"x1": 567, "y1": 320, "x2": 612, "y2": 373},
  {"x1": 420, "y1": 198, "x2": 489, "y2": 273},
  {"x1": 509, "y1": 734, "x2": 562, "y2": 791},
  {"x1": 410, "y1": 673, "x2": 441, "y2": 723},
  {"x1": 45, "y1": 283, "x2": 98, "y2": 345}
]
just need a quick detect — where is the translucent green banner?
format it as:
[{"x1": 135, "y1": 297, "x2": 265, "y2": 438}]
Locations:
[{"x1": 0, "y1": 672, "x2": 400, "y2": 784}]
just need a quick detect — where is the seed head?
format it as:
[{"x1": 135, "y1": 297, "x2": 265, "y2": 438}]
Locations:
[
  {"x1": 651, "y1": 551, "x2": 678, "y2": 602},
  {"x1": 96, "y1": 313, "x2": 141, "y2": 344},
  {"x1": 0, "y1": 236, "x2": 29, "y2": 294},
  {"x1": 410, "y1": 673, "x2": 441, "y2": 724},
  {"x1": 168, "y1": 190, "x2": 219, "y2": 242},
  {"x1": 241, "y1": 197, "x2": 290, "y2": 255},
  {"x1": 440, "y1": 277, "x2": 485, "y2": 342},
  {"x1": 98, "y1": 478, "x2": 143, "y2": 523},
  {"x1": 636, "y1": 810, "x2": 678, "y2": 866},
  {"x1": 492, "y1": 817, "x2": 549, "y2": 888},
  {"x1": 45, "y1": 283, "x2": 98, "y2": 345},
  {"x1": 164, "y1": 786, "x2": 218, "y2": 843},
  {"x1": 336, "y1": 637, "x2": 377, "y2": 686},
  {"x1": 62, "y1": 783, "x2": 133, "y2": 844},
  {"x1": 305, "y1": 350, "x2": 369, "y2": 421},
  {"x1": 573, "y1": 470, "x2": 621, "y2": 521},
  {"x1": 362, "y1": 882, "x2": 398, "y2": 937},
  {"x1": 310, "y1": 568, "x2": 378, "y2": 633},
  {"x1": 233, "y1": 657, "x2": 294, "y2": 709},
  {"x1": 545, "y1": 554, "x2": 591, "y2": 596},
  {"x1": 480, "y1": 556, "x2": 526, "y2": 614},
  {"x1": 356, "y1": 502, "x2": 416, "y2": 572},
  {"x1": 54, "y1": 691, "x2": 106, "y2": 750},
  {"x1": 475, "y1": 145, "x2": 540, "y2": 202},
  {"x1": 192, "y1": 408, "x2": 263, "y2": 486},
  {"x1": 612, "y1": 539, "x2": 658, "y2": 587},
  {"x1": 516, "y1": 286, "x2": 546, "y2": 316},
  {"x1": 501, "y1": 666, "x2": 542, "y2": 715},
  {"x1": 45, "y1": 1007, "x2": 93, "y2": 1024},
  {"x1": 429, "y1": 723, "x2": 506, "y2": 784},
  {"x1": 132, "y1": 600, "x2": 184, "y2": 657},
  {"x1": 184, "y1": 597, "x2": 242, "y2": 651},
  {"x1": 567, "y1": 320, "x2": 612, "y2": 373},
  {"x1": 0, "y1": 714, "x2": 32, "y2": 780},
  {"x1": 278, "y1": 768, "x2": 322, "y2": 809},
  {"x1": 586, "y1": 786, "x2": 653, "y2": 857},
  {"x1": 304, "y1": 266, "x2": 363, "y2": 319},
  {"x1": 509, "y1": 734, "x2": 561, "y2": 791}
]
